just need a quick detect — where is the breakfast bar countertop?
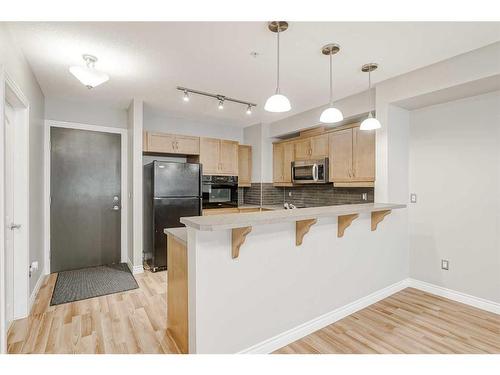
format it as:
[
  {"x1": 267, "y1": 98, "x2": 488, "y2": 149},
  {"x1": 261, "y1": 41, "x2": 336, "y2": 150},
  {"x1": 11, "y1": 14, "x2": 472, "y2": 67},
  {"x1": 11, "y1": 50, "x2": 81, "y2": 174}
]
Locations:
[{"x1": 181, "y1": 203, "x2": 406, "y2": 231}]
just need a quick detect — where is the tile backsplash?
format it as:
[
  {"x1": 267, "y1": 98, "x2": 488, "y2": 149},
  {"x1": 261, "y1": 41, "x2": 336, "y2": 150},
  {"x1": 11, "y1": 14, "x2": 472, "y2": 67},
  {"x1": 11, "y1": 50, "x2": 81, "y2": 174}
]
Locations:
[{"x1": 243, "y1": 183, "x2": 374, "y2": 207}]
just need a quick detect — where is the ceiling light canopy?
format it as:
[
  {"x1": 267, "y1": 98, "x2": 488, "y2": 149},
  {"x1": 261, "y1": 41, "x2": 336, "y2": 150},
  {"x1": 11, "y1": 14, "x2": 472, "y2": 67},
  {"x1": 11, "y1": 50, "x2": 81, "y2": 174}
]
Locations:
[
  {"x1": 265, "y1": 21, "x2": 291, "y2": 113},
  {"x1": 69, "y1": 54, "x2": 109, "y2": 89},
  {"x1": 319, "y1": 44, "x2": 343, "y2": 124},
  {"x1": 360, "y1": 63, "x2": 381, "y2": 131}
]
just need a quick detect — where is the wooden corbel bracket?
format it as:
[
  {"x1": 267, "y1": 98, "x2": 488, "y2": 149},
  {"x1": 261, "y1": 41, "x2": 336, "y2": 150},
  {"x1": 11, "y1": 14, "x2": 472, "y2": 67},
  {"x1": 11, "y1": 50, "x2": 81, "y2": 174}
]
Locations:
[
  {"x1": 296, "y1": 219, "x2": 317, "y2": 246},
  {"x1": 337, "y1": 214, "x2": 359, "y2": 238},
  {"x1": 232, "y1": 226, "x2": 252, "y2": 259},
  {"x1": 371, "y1": 210, "x2": 392, "y2": 231}
]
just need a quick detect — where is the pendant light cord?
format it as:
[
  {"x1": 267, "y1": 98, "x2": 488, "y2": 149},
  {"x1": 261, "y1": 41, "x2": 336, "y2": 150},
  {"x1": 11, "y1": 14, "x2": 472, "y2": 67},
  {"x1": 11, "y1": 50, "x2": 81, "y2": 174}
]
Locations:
[
  {"x1": 329, "y1": 52, "x2": 333, "y2": 105},
  {"x1": 368, "y1": 69, "x2": 373, "y2": 115},
  {"x1": 276, "y1": 26, "x2": 280, "y2": 94}
]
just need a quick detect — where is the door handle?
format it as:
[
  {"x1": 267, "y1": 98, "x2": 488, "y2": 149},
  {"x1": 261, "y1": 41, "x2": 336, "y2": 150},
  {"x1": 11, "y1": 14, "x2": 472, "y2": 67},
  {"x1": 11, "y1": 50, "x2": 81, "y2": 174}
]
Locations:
[
  {"x1": 8, "y1": 223, "x2": 21, "y2": 230},
  {"x1": 313, "y1": 164, "x2": 319, "y2": 181}
]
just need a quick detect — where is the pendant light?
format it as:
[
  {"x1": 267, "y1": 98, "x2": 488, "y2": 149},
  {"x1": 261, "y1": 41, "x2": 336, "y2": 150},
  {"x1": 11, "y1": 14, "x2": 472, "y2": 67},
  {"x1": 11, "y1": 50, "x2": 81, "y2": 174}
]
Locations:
[
  {"x1": 360, "y1": 63, "x2": 381, "y2": 130},
  {"x1": 264, "y1": 21, "x2": 291, "y2": 113},
  {"x1": 319, "y1": 44, "x2": 343, "y2": 123},
  {"x1": 69, "y1": 54, "x2": 109, "y2": 89}
]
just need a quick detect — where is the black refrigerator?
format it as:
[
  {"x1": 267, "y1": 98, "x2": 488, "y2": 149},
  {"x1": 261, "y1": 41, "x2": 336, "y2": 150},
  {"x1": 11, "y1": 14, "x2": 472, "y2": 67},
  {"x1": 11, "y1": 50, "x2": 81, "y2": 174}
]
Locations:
[{"x1": 143, "y1": 161, "x2": 202, "y2": 272}]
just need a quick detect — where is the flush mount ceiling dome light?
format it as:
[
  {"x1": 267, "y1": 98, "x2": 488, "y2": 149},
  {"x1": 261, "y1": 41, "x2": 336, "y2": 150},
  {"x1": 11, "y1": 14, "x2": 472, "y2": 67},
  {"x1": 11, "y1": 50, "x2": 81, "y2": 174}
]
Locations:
[
  {"x1": 360, "y1": 63, "x2": 382, "y2": 130},
  {"x1": 69, "y1": 54, "x2": 109, "y2": 89},
  {"x1": 319, "y1": 43, "x2": 343, "y2": 124},
  {"x1": 264, "y1": 21, "x2": 291, "y2": 113}
]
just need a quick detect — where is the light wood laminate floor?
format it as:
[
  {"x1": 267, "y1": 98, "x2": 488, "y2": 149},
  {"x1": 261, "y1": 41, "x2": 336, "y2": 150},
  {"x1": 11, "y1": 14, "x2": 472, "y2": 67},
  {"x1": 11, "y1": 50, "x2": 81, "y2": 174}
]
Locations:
[
  {"x1": 8, "y1": 274, "x2": 500, "y2": 354},
  {"x1": 7, "y1": 270, "x2": 180, "y2": 354},
  {"x1": 275, "y1": 288, "x2": 500, "y2": 354}
]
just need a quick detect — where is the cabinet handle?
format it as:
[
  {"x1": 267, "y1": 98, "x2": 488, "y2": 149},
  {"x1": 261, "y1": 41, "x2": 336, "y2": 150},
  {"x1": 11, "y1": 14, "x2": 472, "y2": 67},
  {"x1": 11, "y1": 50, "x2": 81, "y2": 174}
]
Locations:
[
  {"x1": 172, "y1": 141, "x2": 175, "y2": 150},
  {"x1": 176, "y1": 141, "x2": 179, "y2": 149}
]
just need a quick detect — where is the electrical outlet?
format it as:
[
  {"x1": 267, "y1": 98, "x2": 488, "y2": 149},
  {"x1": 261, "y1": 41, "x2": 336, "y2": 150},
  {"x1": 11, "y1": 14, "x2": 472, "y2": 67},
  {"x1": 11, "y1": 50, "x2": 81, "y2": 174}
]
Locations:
[
  {"x1": 288, "y1": 191, "x2": 292, "y2": 197},
  {"x1": 361, "y1": 193, "x2": 368, "y2": 201},
  {"x1": 441, "y1": 259, "x2": 449, "y2": 270},
  {"x1": 410, "y1": 193, "x2": 417, "y2": 203}
]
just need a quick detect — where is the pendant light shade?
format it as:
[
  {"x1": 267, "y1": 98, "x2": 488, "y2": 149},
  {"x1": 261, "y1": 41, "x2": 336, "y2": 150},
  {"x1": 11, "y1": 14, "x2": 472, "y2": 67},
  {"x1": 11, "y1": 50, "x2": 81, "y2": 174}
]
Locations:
[
  {"x1": 265, "y1": 93, "x2": 291, "y2": 112},
  {"x1": 320, "y1": 106, "x2": 343, "y2": 123},
  {"x1": 360, "y1": 112, "x2": 381, "y2": 130},
  {"x1": 265, "y1": 21, "x2": 291, "y2": 113},
  {"x1": 360, "y1": 63, "x2": 381, "y2": 130},
  {"x1": 319, "y1": 44, "x2": 343, "y2": 124},
  {"x1": 69, "y1": 55, "x2": 109, "y2": 89}
]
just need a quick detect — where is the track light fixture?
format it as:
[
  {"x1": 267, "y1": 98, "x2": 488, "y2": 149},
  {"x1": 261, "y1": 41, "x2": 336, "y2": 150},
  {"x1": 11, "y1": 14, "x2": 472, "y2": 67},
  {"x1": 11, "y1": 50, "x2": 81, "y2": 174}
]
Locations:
[
  {"x1": 218, "y1": 98, "x2": 225, "y2": 110},
  {"x1": 177, "y1": 86, "x2": 256, "y2": 115}
]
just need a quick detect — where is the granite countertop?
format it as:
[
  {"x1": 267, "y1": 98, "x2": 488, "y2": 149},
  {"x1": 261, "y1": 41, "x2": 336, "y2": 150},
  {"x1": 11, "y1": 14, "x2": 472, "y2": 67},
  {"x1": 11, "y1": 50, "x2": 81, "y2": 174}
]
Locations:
[
  {"x1": 164, "y1": 227, "x2": 187, "y2": 246},
  {"x1": 181, "y1": 203, "x2": 406, "y2": 231}
]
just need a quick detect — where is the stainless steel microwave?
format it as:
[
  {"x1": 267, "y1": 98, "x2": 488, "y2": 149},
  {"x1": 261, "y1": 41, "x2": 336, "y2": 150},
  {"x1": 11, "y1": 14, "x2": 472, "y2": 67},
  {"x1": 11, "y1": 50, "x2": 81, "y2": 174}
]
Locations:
[{"x1": 292, "y1": 158, "x2": 329, "y2": 184}]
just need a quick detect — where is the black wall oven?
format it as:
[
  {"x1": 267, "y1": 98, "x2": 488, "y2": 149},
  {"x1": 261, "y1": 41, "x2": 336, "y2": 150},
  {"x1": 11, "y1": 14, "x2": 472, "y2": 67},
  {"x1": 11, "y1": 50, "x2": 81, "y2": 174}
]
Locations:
[{"x1": 202, "y1": 175, "x2": 238, "y2": 209}]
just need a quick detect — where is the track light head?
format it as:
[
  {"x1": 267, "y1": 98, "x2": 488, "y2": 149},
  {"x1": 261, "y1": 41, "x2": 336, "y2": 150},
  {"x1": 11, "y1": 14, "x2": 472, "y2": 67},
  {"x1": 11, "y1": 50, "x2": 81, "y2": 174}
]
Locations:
[
  {"x1": 218, "y1": 99, "x2": 224, "y2": 110},
  {"x1": 246, "y1": 105, "x2": 252, "y2": 115},
  {"x1": 182, "y1": 90, "x2": 190, "y2": 102}
]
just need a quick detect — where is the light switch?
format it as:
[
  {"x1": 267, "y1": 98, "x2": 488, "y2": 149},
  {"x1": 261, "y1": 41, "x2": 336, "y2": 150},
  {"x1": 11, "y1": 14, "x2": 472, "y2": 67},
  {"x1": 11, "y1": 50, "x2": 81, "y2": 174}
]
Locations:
[
  {"x1": 441, "y1": 259, "x2": 449, "y2": 270},
  {"x1": 410, "y1": 193, "x2": 417, "y2": 203}
]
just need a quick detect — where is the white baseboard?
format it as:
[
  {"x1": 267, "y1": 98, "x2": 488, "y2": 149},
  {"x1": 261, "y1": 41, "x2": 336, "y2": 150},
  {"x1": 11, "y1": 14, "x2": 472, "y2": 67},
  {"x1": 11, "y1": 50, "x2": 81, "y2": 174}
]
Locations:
[
  {"x1": 28, "y1": 272, "x2": 45, "y2": 313},
  {"x1": 239, "y1": 278, "x2": 410, "y2": 354},
  {"x1": 408, "y1": 278, "x2": 500, "y2": 315},
  {"x1": 127, "y1": 259, "x2": 144, "y2": 275}
]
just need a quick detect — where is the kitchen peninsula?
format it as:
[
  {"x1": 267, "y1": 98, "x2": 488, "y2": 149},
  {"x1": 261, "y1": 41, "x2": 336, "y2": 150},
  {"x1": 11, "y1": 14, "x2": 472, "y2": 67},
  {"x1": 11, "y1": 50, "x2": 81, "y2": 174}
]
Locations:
[{"x1": 165, "y1": 202, "x2": 406, "y2": 353}]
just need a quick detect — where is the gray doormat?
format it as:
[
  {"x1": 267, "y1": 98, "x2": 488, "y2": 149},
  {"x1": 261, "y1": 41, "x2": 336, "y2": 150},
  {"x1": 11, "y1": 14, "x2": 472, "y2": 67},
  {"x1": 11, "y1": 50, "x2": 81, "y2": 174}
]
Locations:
[{"x1": 50, "y1": 263, "x2": 139, "y2": 306}]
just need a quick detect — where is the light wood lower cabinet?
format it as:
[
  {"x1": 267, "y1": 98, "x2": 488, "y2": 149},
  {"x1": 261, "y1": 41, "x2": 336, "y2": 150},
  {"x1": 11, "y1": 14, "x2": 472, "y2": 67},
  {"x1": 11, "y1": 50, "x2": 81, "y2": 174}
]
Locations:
[
  {"x1": 238, "y1": 145, "x2": 252, "y2": 187},
  {"x1": 200, "y1": 137, "x2": 238, "y2": 176},
  {"x1": 144, "y1": 131, "x2": 200, "y2": 155},
  {"x1": 329, "y1": 127, "x2": 375, "y2": 184},
  {"x1": 167, "y1": 236, "x2": 188, "y2": 354}
]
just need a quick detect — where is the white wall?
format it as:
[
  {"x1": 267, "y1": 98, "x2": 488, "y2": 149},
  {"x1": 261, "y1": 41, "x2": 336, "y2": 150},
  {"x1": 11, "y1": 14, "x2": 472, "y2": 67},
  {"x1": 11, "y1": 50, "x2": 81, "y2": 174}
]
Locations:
[
  {"x1": 144, "y1": 108, "x2": 243, "y2": 142},
  {"x1": 0, "y1": 25, "x2": 45, "y2": 295},
  {"x1": 188, "y1": 209, "x2": 408, "y2": 353},
  {"x1": 45, "y1": 97, "x2": 127, "y2": 128},
  {"x1": 242, "y1": 124, "x2": 262, "y2": 183},
  {"x1": 409, "y1": 91, "x2": 500, "y2": 304},
  {"x1": 127, "y1": 99, "x2": 144, "y2": 271}
]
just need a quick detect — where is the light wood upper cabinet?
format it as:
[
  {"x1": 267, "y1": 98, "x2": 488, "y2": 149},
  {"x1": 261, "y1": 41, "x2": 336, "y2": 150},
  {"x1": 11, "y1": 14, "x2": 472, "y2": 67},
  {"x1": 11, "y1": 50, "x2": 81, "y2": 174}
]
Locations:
[
  {"x1": 294, "y1": 139, "x2": 311, "y2": 160},
  {"x1": 329, "y1": 127, "x2": 375, "y2": 183},
  {"x1": 352, "y1": 127, "x2": 375, "y2": 181},
  {"x1": 219, "y1": 140, "x2": 239, "y2": 176},
  {"x1": 238, "y1": 145, "x2": 252, "y2": 187},
  {"x1": 199, "y1": 137, "x2": 221, "y2": 175},
  {"x1": 175, "y1": 135, "x2": 200, "y2": 155},
  {"x1": 144, "y1": 131, "x2": 199, "y2": 155},
  {"x1": 329, "y1": 129, "x2": 353, "y2": 182},
  {"x1": 310, "y1": 135, "x2": 329, "y2": 158},
  {"x1": 294, "y1": 134, "x2": 328, "y2": 160},
  {"x1": 200, "y1": 137, "x2": 238, "y2": 176},
  {"x1": 145, "y1": 132, "x2": 176, "y2": 154},
  {"x1": 273, "y1": 142, "x2": 294, "y2": 185}
]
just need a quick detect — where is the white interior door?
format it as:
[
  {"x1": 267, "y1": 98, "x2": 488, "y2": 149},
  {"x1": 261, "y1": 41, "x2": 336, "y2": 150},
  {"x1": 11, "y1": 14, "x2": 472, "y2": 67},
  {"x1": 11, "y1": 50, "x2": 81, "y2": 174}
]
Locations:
[{"x1": 4, "y1": 101, "x2": 15, "y2": 328}]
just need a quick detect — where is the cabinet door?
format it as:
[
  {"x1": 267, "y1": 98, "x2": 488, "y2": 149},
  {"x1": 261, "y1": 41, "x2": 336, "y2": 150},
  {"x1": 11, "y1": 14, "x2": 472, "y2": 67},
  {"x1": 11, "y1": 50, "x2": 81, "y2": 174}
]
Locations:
[
  {"x1": 283, "y1": 142, "x2": 295, "y2": 183},
  {"x1": 294, "y1": 139, "x2": 311, "y2": 160},
  {"x1": 199, "y1": 137, "x2": 220, "y2": 175},
  {"x1": 219, "y1": 140, "x2": 239, "y2": 175},
  {"x1": 147, "y1": 132, "x2": 176, "y2": 153},
  {"x1": 329, "y1": 129, "x2": 353, "y2": 182},
  {"x1": 310, "y1": 135, "x2": 329, "y2": 158},
  {"x1": 175, "y1": 135, "x2": 200, "y2": 155},
  {"x1": 273, "y1": 143, "x2": 284, "y2": 183},
  {"x1": 353, "y1": 127, "x2": 375, "y2": 181},
  {"x1": 238, "y1": 145, "x2": 252, "y2": 187}
]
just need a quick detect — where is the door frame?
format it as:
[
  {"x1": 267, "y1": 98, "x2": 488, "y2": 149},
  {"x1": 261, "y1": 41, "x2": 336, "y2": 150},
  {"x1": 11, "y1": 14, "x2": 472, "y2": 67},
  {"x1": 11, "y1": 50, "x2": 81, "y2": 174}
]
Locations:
[
  {"x1": 0, "y1": 67, "x2": 30, "y2": 354},
  {"x1": 44, "y1": 120, "x2": 128, "y2": 274}
]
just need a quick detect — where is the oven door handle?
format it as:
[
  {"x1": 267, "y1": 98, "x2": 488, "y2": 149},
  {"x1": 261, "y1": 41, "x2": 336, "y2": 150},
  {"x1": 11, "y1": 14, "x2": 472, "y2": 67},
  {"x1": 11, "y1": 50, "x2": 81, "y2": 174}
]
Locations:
[{"x1": 313, "y1": 163, "x2": 319, "y2": 181}]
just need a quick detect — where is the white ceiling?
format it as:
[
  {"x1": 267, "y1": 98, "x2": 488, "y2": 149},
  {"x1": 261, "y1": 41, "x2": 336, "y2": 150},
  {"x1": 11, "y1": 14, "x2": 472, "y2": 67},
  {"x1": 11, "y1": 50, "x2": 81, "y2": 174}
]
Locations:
[{"x1": 9, "y1": 22, "x2": 500, "y2": 127}]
